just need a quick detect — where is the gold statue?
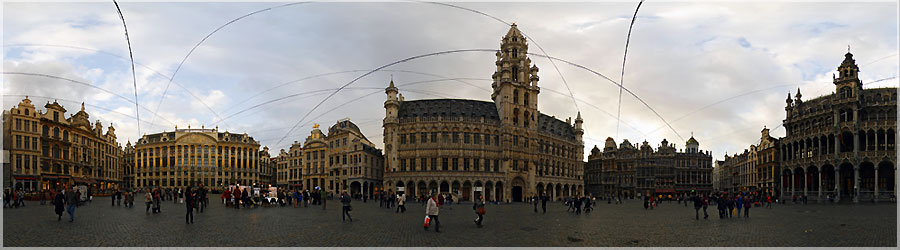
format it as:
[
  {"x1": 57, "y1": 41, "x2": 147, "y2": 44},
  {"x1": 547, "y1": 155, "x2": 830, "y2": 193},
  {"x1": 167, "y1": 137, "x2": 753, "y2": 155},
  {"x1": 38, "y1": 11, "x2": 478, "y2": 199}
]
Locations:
[{"x1": 313, "y1": 123, "x2": 320, "y2": 129}]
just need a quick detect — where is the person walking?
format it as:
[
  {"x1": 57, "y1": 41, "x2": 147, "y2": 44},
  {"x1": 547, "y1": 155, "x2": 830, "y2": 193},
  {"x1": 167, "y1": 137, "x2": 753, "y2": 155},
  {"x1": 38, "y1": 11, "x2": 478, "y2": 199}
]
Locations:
[
  {"x1": 473, "y1": 195, "x2": 485, "y2": 228},
  {"x1": 736, "y1": 195, "x2": 743, "y2": 218},
  {"x1": 53, "y1": 189, "x2": 65, "y2": 221},
  {"x1": 340, "y1": 191, "x2": 353, "y2": 222},
  {"x1": 233, "y1": 188, "x2": 242, "y2": 209},
  {"x1": 64, "y1": 187, "x2": 77, "y2": 222},
  {"x1": 185, "y1": 187, "x2": 194, "y2": 224},
  {"x1": 425, "y1": 194, "x2": 440, "y2": 232},
  {"x1": 145, "y1": 191, "x2": 152, "y2": 215},
  {"x1": 701, "y1": 194, "x2": 709, "y2": 219},
  {"x1": 725, "y1": 195, "x2": 734, "y2": 218},
  {"x1": 397, "y1": 193, "x2": 407, "y2": 213},
  {"x1": 693, "y1": 194, "x2": 702, "y2": 220},
  {"x1": 541, "y1": 193, "x2": 549, "y2": 214},
  {"x1": 223, "y1": 189, "x2": 231, "y2": 207},
  {"x1": 112, "y1": 190, "x2": 117, "y2": 206},
  {"x1": 533, "y1": 196, "x2": 539, "y2": 213},
  {"x1": 717, "y1": 194, "x2": 726, "y2": 219},
  {"x1": 743, "y1": 195, "x2": 752, "y2": 218},
  {"x1": 574, "y1": 196, "x2": 583, "y2": 214},
  {"x1": 116, "y1": 189, "x2": 122, "y2": 206}
]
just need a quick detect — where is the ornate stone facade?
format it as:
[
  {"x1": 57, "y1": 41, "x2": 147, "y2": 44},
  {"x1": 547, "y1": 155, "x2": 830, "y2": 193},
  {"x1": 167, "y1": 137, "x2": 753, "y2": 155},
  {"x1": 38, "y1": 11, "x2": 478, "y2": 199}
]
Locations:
[
  {"x1": 382, "y1": 24, "x2": 585, "y2": 202},
  {"x1": 599, "y1": 137, "x2": 713, "y2": 199},
  {"x1": 325, "y1": 118, "x2": 384, "y2": 197},
  {"x1": 779, "y1": 51, "x2": 896, "y2": 202},
  {"x1": 3, "y1": 98, "x2": 124, "y2": 191},
  {"x1": 134, "y1": 127, "x2": 260, "y2": 190}
]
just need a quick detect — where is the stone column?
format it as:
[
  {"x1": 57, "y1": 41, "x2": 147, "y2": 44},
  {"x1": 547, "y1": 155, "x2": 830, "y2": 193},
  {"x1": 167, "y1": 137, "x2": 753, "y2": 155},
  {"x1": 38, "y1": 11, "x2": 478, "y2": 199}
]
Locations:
[
  {"x1": 790, "y1": 173, "x2": 795, "y2": 198},
  {"x1": 803, "y1": 170, "x2": 809, "y2": 198},
  {"x1": 874, "y1": 166, "x2": 879, "y2": 203},
  {"x1": 818, "y1": 171, "x2": 823, "y2": 203},
  {"x1": 835, "y1": 169, "x2": 841, "y2": 202},
  {"x1": 853, "y1": 166, "x2": 860, "y2": 203}
]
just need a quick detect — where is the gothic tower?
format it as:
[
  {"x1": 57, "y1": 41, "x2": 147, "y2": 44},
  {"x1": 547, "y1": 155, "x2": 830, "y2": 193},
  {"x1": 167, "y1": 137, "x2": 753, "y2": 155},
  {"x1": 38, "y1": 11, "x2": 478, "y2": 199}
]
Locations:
[
  {"x1": 834, "y1": 50, "x2": 862, "y2": 99},
  {"x1": 383, "y1": 80, "x2": 400, "y2": 173},
  {"x1": 492, "y1": 23, "x2": 540, "y2": 130}
]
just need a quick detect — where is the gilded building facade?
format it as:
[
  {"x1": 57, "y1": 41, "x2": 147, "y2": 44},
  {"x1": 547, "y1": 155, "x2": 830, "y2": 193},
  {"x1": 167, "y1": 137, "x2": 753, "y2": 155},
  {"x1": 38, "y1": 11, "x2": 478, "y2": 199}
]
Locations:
[
  {"x1": 779, "y1": 51, "x2": 896, "y2": 202},
  {"x1": 599, "y1": 137, "x2": 713, "y2": 199},
  {"x1": 3, "y1": 98, "x2": 124, "y2": 191},
  {"x1": 301, "y1": 126, "x2": 328, "y2": 191},
  {"x1": 134, "y1": 127, "x2": 261, "y2": 190},
  {"x1": 382, "y1": 24, "x2": 585, "y2": 202}
]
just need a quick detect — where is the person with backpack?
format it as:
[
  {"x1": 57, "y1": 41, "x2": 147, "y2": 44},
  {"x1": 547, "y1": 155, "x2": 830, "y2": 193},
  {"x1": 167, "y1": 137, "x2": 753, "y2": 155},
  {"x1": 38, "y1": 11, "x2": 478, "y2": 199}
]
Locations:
[{"x1": 693, "y1": 194, "x2": 702, "y2": 220}]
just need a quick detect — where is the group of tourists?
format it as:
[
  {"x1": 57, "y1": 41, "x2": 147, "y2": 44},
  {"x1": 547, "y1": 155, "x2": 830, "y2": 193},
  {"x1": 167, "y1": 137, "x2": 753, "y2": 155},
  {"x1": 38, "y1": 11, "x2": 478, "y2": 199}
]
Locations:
[
  {"x1": 711, "y1": 192, "x2": 766, "y2": 219},
  {"x1": 50, "y1": 187, "x2": 79, "y2": 222},
  {"x1": 110, "y1": 189, "x2": 136, "y2": 208},
  {"x1": 221, "y1": 188, "x2": 326, "y2": 209},
  {"x1": 3, "y1": 188, "x2": 28, "y2": 208}
]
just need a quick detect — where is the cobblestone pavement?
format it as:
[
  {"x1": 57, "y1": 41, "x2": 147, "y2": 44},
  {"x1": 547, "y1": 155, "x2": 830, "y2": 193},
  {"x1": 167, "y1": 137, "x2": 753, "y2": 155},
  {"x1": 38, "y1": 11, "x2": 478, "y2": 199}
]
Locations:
[{"x1": 2, "y1": 197, "x2": 896, "y2": 247}]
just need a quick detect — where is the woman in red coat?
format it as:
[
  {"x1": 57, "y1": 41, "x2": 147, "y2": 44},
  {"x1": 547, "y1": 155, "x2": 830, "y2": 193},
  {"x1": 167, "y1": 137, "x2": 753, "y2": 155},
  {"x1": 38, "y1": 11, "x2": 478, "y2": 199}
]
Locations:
[
  {"x1": 223, "y1": 189, "x2": 231, "y2": 207},
  {"x1": 232, "y1": 188, "x2": 241, "y2": 209}
]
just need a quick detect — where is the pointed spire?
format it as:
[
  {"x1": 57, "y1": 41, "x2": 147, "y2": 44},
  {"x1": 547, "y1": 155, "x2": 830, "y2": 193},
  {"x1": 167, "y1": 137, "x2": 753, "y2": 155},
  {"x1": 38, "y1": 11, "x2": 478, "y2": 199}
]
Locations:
[
  {"x1": 389, "y1": 79, "x2": 395, "y2": 88},
  {"x1": 576, "y1": 111, "x2": 582, "y2": 120},
  {"x1": 81, "y1": 102, "x2": 85, "y2": 112},
  {"x1": 796, "y1": 88, "x2": 802, "y2": 99},
  {"x1": 786, "y1": 92, "x2": 793, "y2": 104}
]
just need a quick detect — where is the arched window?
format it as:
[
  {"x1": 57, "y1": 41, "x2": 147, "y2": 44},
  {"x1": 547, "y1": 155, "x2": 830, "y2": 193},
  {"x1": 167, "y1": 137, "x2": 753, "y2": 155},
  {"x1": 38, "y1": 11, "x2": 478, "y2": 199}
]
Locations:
[
  {"x1": 512, "y1": 48, "x2": 518, "y2": 58},
  {"x1": 513, "y1": 89, "x2": 519, "y2": 104},
  {"x1": 512, "y1": 67, "x2": 519, "y2": 83},
  {"x1": 53, "y1": 127, "x2": 59, "y2": 138},
  {"x1": 513, "y1": 108, "x2": 520, "y2": 125},
  {"x1": 63, "y1": 130, "x2": 68, "y2": 141},
  {"x1": 524, "y1": 93, "x2": 530, "y2": 107},
  {"x1": 42, "y1": 125, "x2": 49, "y2": 137},
  {"x1": 524, "y1": 111, "x2": 530, "y2": 127}
]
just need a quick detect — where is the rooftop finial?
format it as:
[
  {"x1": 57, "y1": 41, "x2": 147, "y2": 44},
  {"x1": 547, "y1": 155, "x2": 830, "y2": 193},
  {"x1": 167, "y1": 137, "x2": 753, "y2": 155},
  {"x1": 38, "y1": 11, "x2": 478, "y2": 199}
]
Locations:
[{"x1": 848, "y1": 44, "x2": 851, "y2": 53}]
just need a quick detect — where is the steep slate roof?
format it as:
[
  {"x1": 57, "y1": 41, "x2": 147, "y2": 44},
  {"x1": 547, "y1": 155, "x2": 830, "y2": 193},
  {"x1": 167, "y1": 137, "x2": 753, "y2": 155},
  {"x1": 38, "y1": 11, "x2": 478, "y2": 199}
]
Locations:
[
  {"x1": 398, "y1": 99, "x2": 499, "y2": 121},
  {"x1": 538, "y1": 113, "x2": 575, "y2": 140}
]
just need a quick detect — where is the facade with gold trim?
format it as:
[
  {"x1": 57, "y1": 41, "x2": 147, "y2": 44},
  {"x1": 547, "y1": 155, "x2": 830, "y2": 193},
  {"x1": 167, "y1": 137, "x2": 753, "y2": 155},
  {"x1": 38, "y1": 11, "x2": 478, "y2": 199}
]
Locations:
[
  {"x1": 134, "y1": 127, "x2": 260, "y2": 190},
  {"x1": 3, "y1": 98, "x2": 124, "y2": 191},
  {"x1": 382, "y1": 24, "x2": 584, "y2": 202}
]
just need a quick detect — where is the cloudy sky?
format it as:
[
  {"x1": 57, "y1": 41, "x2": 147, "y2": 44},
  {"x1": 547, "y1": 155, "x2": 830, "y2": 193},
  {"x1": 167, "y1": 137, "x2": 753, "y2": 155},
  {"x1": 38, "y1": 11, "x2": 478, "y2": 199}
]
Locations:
[{"x1": 3, "y1": 1, "x2": 898, "y2": 161}]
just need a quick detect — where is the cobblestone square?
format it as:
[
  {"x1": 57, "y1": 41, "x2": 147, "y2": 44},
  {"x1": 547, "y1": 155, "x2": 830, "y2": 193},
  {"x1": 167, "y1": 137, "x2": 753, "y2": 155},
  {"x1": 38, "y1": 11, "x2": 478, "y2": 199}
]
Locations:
[{"x1": 3, "y1": 198, "x2": 896, "y2": 247}]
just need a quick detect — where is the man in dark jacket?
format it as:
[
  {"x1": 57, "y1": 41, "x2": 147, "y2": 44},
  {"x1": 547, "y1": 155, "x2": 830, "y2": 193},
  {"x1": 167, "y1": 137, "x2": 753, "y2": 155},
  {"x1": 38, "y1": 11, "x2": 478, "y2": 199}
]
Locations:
[
  {"x1": 65, "y1": 187, "x2": 78, "y2": 222},
  {"x1": 541, "y1": 193, "x2": 549, "y2": 214},
  {"x1": 115, "y1": 190, "x2": 122, "y2": 206},
  {"x1": 185, "y1": 187, "x2": 194, "y2": 224},
  {"x1": 340, "y1": 192, "x2": 352, "y2": 222}
]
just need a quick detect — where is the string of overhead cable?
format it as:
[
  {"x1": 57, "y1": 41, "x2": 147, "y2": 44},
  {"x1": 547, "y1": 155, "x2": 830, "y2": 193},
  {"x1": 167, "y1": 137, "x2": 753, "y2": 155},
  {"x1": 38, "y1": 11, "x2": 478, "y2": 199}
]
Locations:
[
  {"x1": 616, "y1": 0, "x2": 645, "y2": 139},
  {"x1": 525, "y1": 52, "x2": 685, "y2": 142},
  {"x1": 3, "y1": 44, "x2": 231, "y2": 133},
  {"x1": 223, "y1": 69, "x2": 491, "y2": 112},
  {"x1": 113, "y1": 0, "x2": 142, "y2": 136},
  {"x1": 1, "y1": 72, "x2": 180, "y2": 127},
  {"x1": 147, "y1": 2, "x2": 312, "y2": 133},
  {"x1": 212, "y1": 77, "x2": 484, "y2": 126},
  {"x1": 256, "y1": 88, "x2": 455, "y2": 146},
  {"x1": 2, "y1": 94, "x2": 173, "y2": 129}
]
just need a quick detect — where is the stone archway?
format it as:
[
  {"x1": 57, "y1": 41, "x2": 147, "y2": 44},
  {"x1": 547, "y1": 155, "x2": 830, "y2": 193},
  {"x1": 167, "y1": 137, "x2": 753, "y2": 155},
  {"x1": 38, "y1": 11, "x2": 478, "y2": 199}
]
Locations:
[
  {"x1": 821, "y1": 164, "x2": 836, "y2": 197},
  {"x1": 839, "y1": 163, "x2": 855, "y2": 198},
  {"x1": 462, "y1": 181, "x2": 472, "y2": 201},
  {"x1": 407, "y1": 181, "x2": 415, "y2": 198},
  {"x1": 511, "y1": 177, "x2": 526, "y2": 202},
  {"x1": 350, "y1": 181, "x2": 361, "y2": 196},
  {"x1": 495, "y1": 181, "x2": 504, "y2": 203},
  {"x1": 877, "y1": 161, "x2": 895, "y2": 201},
  {"x1": 417, "y1": 181, "x2": 427, "y2": 198},
  {"x1": 859, "y1": 162, "x2": 876, "y2": 201},
  {"x1": 451, "y1": 180, "x2": 461, "y2": 199},
  {"x1": 536, "y1": 182, "x2": 545, "y2": 197},
  {"x1": 395, "y1": 181, "x2": 405, "y2": 195},
  {"x1": 485, "y1": 181, "x2": 494, "y2": 202},
  {"x1": 474, "y1": 181, "x2": 483, "y2": 201},
  {"x1": 428, "y1": 181, "x2": 439, "y2": 195},
  {"x1": 807, "y1": 166, "x2": 819, "y2": 198},
  {"x1": 440, "y1": 181, "x2": 450, "y2": 194}
]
